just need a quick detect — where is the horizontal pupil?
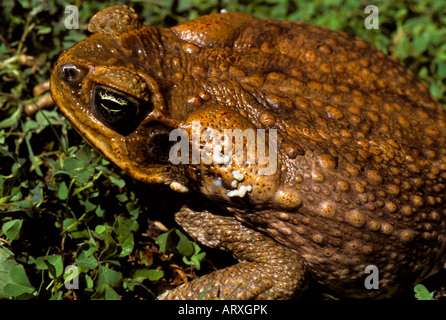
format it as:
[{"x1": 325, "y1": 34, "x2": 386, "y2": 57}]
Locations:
[
  {"x1": 95, "y1": 87, "x2": 137, "y2": 126},
  {"x1": 99, "y1": 90, "x2": 129, "y2": 109}
]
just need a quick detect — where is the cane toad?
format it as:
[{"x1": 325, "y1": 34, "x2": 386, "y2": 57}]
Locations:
[{"x1": 50, "y1": 5, "x2": 446, "y2": 299}]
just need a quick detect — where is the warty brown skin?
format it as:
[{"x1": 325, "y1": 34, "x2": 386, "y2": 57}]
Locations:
[{"x1": 50, "y1": 5, "x2": 446, "y2": 299}]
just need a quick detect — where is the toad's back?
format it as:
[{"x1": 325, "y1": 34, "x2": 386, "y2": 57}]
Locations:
[{"x1": 170, "y1": 13, "x2": 446, "y2": 296}]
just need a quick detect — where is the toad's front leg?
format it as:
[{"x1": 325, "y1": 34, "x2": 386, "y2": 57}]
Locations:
[{"x1": 158, "y1": 206, "x2": 308, "y2": 300}]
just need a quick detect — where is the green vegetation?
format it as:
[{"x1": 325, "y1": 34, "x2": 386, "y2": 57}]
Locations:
[
  {"x1": 0, "y1": 0, "x2": 445, "y2": 300},
  {"x1": 414, "y1": 284, "x2": 435, "y2": 300}
]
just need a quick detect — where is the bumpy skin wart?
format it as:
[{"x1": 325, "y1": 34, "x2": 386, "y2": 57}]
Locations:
[{"x1": 50, "y1": 5, "x2": 446, "y2": 299}]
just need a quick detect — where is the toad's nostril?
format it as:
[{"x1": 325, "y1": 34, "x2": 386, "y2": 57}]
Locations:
[{"x1": 59, "y1": 63, "x2": 84, "y2": 83}]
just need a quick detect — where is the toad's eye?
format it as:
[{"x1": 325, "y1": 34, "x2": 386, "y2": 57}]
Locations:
[{"x1": 93, "y1": 86, "x2": 140, "y2": 131}]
